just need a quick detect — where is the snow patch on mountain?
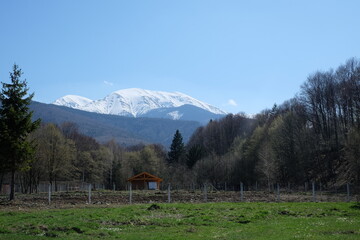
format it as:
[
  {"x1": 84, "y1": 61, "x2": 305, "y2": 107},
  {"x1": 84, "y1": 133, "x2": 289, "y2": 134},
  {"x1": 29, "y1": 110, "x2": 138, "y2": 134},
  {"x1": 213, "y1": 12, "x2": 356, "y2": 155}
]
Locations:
[
  {"x1": 167, "y1": 111, "x2": 183, "y2": 120},
  {"x1": 53, "y1": 88, "x2": 226, "y2": 118}
]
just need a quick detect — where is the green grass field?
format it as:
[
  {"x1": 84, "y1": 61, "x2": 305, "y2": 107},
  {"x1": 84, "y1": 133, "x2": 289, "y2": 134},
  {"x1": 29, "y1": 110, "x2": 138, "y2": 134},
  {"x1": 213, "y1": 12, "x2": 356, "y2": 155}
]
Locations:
[{"x1": 0, "y1": 202, "x2": 359, "y2": 239}]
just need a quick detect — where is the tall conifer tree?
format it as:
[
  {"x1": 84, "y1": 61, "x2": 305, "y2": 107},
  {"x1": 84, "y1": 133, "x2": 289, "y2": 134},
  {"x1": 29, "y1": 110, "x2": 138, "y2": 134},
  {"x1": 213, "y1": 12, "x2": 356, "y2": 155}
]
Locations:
[
  {"x1": 0, "y1": 64, "x2": 40, "y2": 200},
  {"x1": 167, "y1": 130, "x2": 185, "y2": 164}
]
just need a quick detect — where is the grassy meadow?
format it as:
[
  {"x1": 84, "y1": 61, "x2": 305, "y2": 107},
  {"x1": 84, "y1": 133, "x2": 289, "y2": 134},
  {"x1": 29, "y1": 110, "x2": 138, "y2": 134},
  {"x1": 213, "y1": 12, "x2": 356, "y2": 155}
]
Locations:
[{"x1": 0, "y1": 202, "x2": 359, "y2": 239}]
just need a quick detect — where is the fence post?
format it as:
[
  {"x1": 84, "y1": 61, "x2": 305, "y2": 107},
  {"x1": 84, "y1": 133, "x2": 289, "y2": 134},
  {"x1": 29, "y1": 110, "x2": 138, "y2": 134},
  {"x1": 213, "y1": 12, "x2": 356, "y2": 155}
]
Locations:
[
  {"x1": 312, "y1": 182, "x2": 316, "y2": 202},
  {"x1": 48, "y1": 184, "x2": 51, "y2": 205},
  {"x1": 168, "y1": 183, "x2": 171, "y2": 203},
  {"x1": 347, "y1": 183, "x2": 350, "y2": 202},
  {"x1": 204, "y1": 183, "x2": 207, "y2": 202},
  {"x1": 276, "y1": 183, "x2": 280, "y2": 202},
  {"x1": 319, "y1": 182, "x2": 322, "y2": 199},
  {"x1": 240, "y1": 182, "x2": 244, "y2": 202},
  {"x1": 88, "y1": 184, "x2": 92, "y2": 204},
  {"x1": 129, "y1": 182, "x2": 132, "y2": 204}
]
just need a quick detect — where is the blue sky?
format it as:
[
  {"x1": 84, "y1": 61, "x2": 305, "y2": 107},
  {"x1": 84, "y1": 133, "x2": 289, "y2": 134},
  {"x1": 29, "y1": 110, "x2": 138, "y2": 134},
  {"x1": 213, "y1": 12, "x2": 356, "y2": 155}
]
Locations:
[{"x1": 1, "y1": 0, "x2": 360, "y2": 114}]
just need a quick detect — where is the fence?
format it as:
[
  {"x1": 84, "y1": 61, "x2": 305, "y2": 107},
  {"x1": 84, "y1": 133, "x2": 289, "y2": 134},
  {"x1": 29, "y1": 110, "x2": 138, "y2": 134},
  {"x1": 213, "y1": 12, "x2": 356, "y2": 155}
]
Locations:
[
  {"x1": 1, "y1": 181, "x2": 359, "y2": 205},
  {"x1": 153, "y1": 182, "x2": 360, "y2": 203},
  {"x1": 0, "y1": 181, "x2": 105, "y2": 195}
]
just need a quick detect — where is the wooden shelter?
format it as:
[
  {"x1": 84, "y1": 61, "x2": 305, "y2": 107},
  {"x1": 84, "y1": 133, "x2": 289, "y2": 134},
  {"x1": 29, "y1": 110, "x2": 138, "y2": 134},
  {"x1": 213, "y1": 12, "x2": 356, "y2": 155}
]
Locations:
[{"x1": 127, "y1": 172, "x2": 163, "y2": 190}]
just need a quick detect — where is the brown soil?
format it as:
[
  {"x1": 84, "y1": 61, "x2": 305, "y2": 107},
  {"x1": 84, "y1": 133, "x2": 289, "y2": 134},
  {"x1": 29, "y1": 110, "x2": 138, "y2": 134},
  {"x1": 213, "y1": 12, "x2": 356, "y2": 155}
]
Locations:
[{"x1": 0, "y1": 190, "x2": 358, "y2": 210}]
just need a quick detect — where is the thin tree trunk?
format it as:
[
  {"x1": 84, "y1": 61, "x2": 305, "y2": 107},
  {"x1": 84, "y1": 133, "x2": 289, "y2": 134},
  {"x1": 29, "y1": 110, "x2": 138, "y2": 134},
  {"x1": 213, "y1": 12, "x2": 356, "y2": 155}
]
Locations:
[
  {"x1": 10, "y1": 170, "x2": 15, "y2": 200},
  {"x1": 0, "y1": 172, "x2": 4, "y2": 193}
]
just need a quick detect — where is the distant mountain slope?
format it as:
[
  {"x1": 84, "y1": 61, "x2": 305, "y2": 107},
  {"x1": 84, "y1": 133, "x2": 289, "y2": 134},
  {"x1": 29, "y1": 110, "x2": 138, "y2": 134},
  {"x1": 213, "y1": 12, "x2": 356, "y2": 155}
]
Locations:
[
  {"x1": 143, "y1": 104, "x2": 222, "y2": 123},
  {"x1": 52, "y1": 95, "x2": 93, "y2": 108},
  {"x1": 30, "y1": 101, "x2": 201, "y2": 147},
  {"x1": 53, "y1": 88, "x2": 226, "y2": 123}
]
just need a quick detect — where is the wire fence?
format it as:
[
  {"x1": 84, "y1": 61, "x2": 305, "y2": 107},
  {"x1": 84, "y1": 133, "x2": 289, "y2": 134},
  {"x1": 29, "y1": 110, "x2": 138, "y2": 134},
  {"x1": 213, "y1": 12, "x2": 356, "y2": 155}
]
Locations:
[
  {"x1": 0, "y1": 182, "x2": 105, "y2": 195},
  {"x1": 1, "y1": 181, "x2": 359, "y2": 206}
]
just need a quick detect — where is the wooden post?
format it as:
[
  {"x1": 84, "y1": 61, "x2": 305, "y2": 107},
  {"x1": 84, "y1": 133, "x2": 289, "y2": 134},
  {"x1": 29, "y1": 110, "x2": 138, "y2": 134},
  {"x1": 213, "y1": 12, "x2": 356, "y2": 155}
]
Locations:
[
  {"x1": 204, "y1": 183, "x2": 207, "y2": 202},
  {"x1": 276, "y1": 183, "x2": 280, "y2": 202},
  {"x1": 129, "y1": 182, "x2": 132, "y2": 204},
  {"x1": 88, "y1": 184, "x2": 92, "y2": 204},
  {"x1": 225, "y1": 182, "x2": 227, "y2": 192},
  {"x1": 48, "y1": 184, "x2": 51, "y2": 205},
  {"x1": 240, "y1": 182, "x2": 244, "y2": 202},
  {"x1": 168, "y1": 183, "x2": 171, "y2": 203},
  {"x1": 347, "y1": 183, "x2": 350, "y2": 202},
  {"x1": 312, "y1": 182, "x2": 316, "y2": 202}
]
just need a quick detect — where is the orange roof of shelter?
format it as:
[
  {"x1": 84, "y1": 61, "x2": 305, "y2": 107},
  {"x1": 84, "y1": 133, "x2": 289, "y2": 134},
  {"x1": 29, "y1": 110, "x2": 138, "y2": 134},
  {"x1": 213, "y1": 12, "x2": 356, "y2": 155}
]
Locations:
[{"x1": 127, "y1": 172, "x2": 163, "y2": 182}]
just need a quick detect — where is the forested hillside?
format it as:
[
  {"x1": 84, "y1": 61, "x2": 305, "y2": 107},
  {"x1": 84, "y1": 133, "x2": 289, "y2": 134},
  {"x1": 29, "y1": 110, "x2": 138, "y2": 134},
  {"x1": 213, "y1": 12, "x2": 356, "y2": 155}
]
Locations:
[{"x1": 185, "y1": 57, "x2": 360, "y2": 187}]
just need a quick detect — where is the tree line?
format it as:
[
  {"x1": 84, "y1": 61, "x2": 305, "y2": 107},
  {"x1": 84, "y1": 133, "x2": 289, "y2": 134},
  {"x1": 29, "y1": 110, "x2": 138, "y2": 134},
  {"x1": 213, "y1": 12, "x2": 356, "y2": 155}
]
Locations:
[{"x1": 1, "y1": 58, "x2": 359, "y2": 200}]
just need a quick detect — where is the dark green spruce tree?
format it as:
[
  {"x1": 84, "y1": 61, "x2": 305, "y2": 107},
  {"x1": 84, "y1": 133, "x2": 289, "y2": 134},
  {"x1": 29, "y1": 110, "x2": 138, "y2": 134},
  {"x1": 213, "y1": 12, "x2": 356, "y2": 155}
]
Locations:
[
  {"x1": 167, "y1": 129, "x2": 185, "y2": 164},
  {"x1": 0, "y1": 64, "x2": 40, "y2": 200}
]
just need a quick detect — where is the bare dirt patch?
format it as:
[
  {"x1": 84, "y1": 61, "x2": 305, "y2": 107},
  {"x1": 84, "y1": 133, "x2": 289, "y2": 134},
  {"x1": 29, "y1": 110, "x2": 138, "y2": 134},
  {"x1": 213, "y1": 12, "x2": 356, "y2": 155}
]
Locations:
[{"x1": 0, "y1": 190, "x2": 358, "y2": 210}]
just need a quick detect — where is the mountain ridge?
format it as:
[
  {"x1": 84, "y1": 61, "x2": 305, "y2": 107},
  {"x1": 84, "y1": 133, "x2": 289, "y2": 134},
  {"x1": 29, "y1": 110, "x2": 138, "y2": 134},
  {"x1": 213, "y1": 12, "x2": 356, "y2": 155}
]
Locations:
[
  {"x1": 53, "y1": 88, "x2": 226, "y2": 123},
  {"x1": 30, "y1": 101, "x2": 201, "y2": 147}
]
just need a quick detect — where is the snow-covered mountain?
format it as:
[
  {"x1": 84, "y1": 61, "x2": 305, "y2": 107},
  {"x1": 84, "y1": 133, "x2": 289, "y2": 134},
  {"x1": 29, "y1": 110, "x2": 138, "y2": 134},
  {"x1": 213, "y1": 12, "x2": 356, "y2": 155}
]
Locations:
[
  {"x1": 52, "y1": 95, "x2": 93, "y2": 109},
  {"x1": 53, "y1": 88, "x2": 226, "y2": 123}
]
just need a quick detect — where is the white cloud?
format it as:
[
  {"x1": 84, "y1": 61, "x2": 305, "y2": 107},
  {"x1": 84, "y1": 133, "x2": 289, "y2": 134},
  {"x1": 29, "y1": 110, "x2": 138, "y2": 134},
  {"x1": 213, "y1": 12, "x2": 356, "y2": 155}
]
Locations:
[
  {"x1": 228, "y1": 99, "x2": 237, "y2": 106},
  {"x1": 103, "y1": 80, "x2": 113, "y2": 86}
]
